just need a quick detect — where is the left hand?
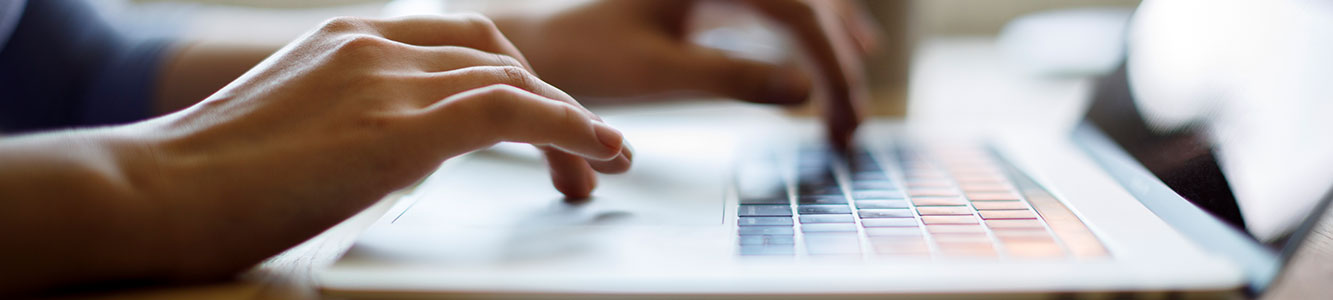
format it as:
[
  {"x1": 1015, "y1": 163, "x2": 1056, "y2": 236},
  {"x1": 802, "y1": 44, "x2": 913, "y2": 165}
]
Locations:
[{"x1": 495, "y1": 0, "x2": 880, "y2": 150}]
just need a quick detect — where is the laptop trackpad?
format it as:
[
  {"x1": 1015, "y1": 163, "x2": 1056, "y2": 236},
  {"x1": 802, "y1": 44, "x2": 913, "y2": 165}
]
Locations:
[{"x1": 391, "y1": 140, "x2": 730, "y2": 227}]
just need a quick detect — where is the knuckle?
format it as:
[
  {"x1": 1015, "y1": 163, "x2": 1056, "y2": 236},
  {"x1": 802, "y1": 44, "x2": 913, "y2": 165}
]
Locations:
[
  {"x1": 493, "y1": 54, "x2": 524, "y2": 69},
  {"x1": 333, "y1": 34, "x2": 395, "y2": 59},
  {"x1": 456, "y1": 12, "x2": 501, "y2": 33},
  {"x1": 464, "y1": 84, "x2": 525, "y2": 123},
  {"x1": 340, "y1": 34, "x2": 389, "y2": 50},
  {"x1": 555, "y1": 103, "x2": 585, "y2": 129},
  {"x1": 492, "y1": 65, "x2": 535, "y2": 90},
  {"x1": 453, "y1": 12, "x2": 507, "y2": 48},
  {"x1": 319, "y1": 16, "x2": 369, "y2": 33}
]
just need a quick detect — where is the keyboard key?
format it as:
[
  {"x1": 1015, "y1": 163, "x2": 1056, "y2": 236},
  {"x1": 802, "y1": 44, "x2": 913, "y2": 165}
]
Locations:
[
  {"x1": 739, "y1": 205, "x2": 792, "y2": 217},
  {"x1": 1003, "y1": 240, "x2": 1065, "y2": 258},
  {"x1": 739, "y1": 245, "x2": 796, "y2": 256},
  {"x1": 972, "y1": 201, "x2": 1027, "y2": 210},
  {"x1": 860, "y1": 218, "x2": 919, "y2": 227},
  {"x1": 868, "y1": 235, "x2": 928, "y2": 244},
  {"x1": 805, "y1": 236, "x2": 861, "y2": 255},
  {"x1": 804, "y1": 234, "x2": 860, "y2": 243},
  {"x1": 979, "y1": 210, "x2": 1037, "y2": 220},
  {"x1": 853, "y1": 172, "x2": 890, "y2": 181},
  {"x1": 961, "y1": 183, "x2": 1013, "y2": 192},
  {"x1": 917, "y1": 206, "x2": 973, "y2": 216},
  {"x1": 905, "y1": 171, "x2": 948, "y2": 180},
  {"x1": 949, "y1": 167, "x2": 1001, "y2": 176},
  {"x1": 738, "y1": 217, "x2": 794, "y2": 226},
  {"x1": 858, "y1": 209, "x2": 913, "y2": 218},
  {"x1": 865, "y1": 227, "x2": 924, "y2": 237},
  {"x1": 797, "y1": 205, "x2": 852, "y2": 214},
  {"x1": 926, "y1": 225, "x2": 986, "y2": 234},
  {"x1": 910, "y1": 188, "x2": 960, "y2": 197},
  {"x1": 740, "y1": 196, "x2": 789, "y2": 205},
  {"x1": 738, "y1": 226, "x2": 795, "y2": 235},
  {"x1": 912, "y1": 197, "x2": 968, "y2": 206},
  {"x1": 856, "y1": 200, "x2": 910, "y2": 209},
  {"x1": 852, "y1": 190, "x2": 906, "y2": 199},
  {"x1": 953, "y1": 174, "x2": 1006, "y2": 183},
  {"x1": 738, "y1": 235, "x2": 796, "y2": 245},
  {"x1": 922, "y1": 216, "x2": 979, "y2": 225},
  {"x1": 852, "y1": 180, "x2": 896, "y2": 191},
  {"x1": 801, "y1": 223, "x2": 858, "y2": 233},
  {"x1": 986, "y1": 219, "x2": 1045, "y2": 229},
  {"x1": 796, "y1": 169, "x2": 836, "y2": 181},
  {"x1": 968, "y1": 192, "x2": 1022, "y2": 201},
  {"x1": 993, "y1": 230, "x2": 1054, "y2": 241},
  {"x1": 798, "y1": 185, "x2": 843, "y2": 196},
  {"x1": 937, "y1": 242, "x2": 998, "y2": 257},
  {"x1": 932, "y1": 234, "x2": 992, "y2": 243},
  {"x1": 872, "y1": 242, "x2": 931, "y2": 256},
  {"x1": 799, "y1": 215, "x2": 855, "y2": 223},
  {"x1": 849, "y1": 164, "x2": 882, "y2": 174},
  {"x1": 907, "y1": 180, "x2": 953, "y2": 188},
  {"x1": 798, "y1": 195, "x2": 848, "y2": 204}
]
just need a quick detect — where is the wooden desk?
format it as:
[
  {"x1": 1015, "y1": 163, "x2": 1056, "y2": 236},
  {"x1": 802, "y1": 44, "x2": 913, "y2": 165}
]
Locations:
[{"x1": 52, "y1": 37, "x2": 1332, "y2": 300}]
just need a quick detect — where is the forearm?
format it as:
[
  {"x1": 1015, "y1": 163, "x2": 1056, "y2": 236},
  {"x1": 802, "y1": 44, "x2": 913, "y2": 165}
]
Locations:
[
  {"x1": 0, "y1": 121, "x2": 364, "y2": 295},
  {"x1": 0, "y1": 128, "x2": 169, "y2": 294},
  {"x1": 153, "y1": 41, "x2": 280, "y2": 115}
]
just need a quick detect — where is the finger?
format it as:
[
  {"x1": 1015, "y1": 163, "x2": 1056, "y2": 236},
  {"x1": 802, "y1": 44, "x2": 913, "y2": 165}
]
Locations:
[
  {"x1": 664, "y1": 46, "x2": 812, "y2": 105},
  {"x1": 741, "y1": 0, "x2": 867, "y2": 151},
  {"x1": 834, "y1": 0, "x2": 883, "y2": 55},
  {"x1": 588, "y1": 146, "x2": 632, "y2": 174},
  {"x1": 423, "y1": 84, "x2": 625, "y2": 161},
  {"x1": 409, "y1": 66, "x2": 578, "y2": 108},
  {"x1": 405, "y1": 45, "x2": 529, "y2": 73},
  {"x1": 410, "y1": 66, "x2": 635, "y2": 167},
  {"x1": 367, "y1": 13, "x2": 533, "y2": 70},
  {"x1": 541, "y1": 147, "x2": 599, "y2": 200}
]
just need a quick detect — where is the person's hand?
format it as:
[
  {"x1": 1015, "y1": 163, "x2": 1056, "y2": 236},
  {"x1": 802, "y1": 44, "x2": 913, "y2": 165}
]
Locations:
[
  {"x1": 495, "y1": 0, "x2": 879, "y2": 150},
  {"x1": 119, "y1": 14, "x2": 629, "y2": 278}
]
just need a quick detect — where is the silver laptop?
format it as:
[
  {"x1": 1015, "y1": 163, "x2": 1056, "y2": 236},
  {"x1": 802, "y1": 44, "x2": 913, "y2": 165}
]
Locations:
[{"x1": 318, "y1": 1, "x2": 1333, "y2": 298}]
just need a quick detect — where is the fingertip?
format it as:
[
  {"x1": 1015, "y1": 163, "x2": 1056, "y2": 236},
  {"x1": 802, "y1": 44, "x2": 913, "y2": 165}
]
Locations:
[
  {"x1": 561, "y1": 165, "x2": 598, "y2": 203},
  {"x1": 553, "y1": 168, "x2": 595, "y2": 200},
  {"x1": 545, "y1": 149, "x2": 597, "y2": 200},
  {"x1": 825, "y1": 110, "x2": 861, "y2": 154}
]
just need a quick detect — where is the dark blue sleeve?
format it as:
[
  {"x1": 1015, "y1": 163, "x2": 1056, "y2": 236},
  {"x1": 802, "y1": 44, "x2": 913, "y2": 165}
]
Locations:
[{"x1": 0, "y1": 0, "x2": 174, "y2": 133}]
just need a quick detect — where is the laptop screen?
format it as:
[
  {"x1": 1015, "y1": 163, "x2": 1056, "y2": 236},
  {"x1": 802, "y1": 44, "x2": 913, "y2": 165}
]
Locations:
[{"x1": 1086, "y1": 0, "x2": 1333, "y2": 246}]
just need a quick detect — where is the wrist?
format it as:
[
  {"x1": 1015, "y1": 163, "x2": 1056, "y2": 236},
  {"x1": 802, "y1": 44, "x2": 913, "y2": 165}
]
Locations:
[{"x1": 0, "y1": 126, "x2": 176, "y2": 288}]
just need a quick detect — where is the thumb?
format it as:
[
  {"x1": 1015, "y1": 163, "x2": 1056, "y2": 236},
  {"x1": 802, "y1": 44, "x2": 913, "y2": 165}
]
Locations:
[{"x1": 672, "y1": 47, "x2": 813, "y2": 105}]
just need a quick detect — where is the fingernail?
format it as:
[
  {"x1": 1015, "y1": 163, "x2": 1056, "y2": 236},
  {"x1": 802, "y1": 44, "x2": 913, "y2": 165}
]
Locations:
[
  {"x1": 764, "y1": 70, "x2": 812, "y2": 104},
  {"x1": 621, "y1": 139, "x2": 634, "y2": 163},
  {"x1": 592, "y1": 121, "x2": 624, "y2": 153}
]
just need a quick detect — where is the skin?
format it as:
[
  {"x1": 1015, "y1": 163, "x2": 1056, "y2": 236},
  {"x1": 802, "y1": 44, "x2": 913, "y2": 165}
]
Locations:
[
  {"x1": 493, "y1": 0, "x2": 880, "y2": 150},
  {"x1": 0, "y1": 0, "x2": 880, "y2": 295},
  {"x1": 0, "y1": 14, "x2": 627, "y2": 294}
]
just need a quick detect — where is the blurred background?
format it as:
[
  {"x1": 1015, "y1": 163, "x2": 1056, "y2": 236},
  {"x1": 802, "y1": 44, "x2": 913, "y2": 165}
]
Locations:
[
  {"x1": 119, "y1": 0, "x2": 1139, "y2": 35},
  {"x1": 95, "y1": 0, "x2": 1140, "y2": 117}
]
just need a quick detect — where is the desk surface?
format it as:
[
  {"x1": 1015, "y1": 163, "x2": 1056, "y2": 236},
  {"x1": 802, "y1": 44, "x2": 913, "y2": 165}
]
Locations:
[{"x1": 52, "y1": 38, "x2": 1332, "y2": 300}]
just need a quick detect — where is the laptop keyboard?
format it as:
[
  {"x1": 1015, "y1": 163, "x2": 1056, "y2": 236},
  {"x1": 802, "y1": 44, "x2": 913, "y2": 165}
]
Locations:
[{"x1": 734, "y1": 144, "x2": 1108, "y2": 259}]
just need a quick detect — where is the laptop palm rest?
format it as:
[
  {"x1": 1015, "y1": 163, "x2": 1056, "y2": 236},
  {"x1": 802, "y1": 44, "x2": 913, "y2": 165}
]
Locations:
[{"x1": 391, "y1": 132, "x2": 732, "y2": 228}]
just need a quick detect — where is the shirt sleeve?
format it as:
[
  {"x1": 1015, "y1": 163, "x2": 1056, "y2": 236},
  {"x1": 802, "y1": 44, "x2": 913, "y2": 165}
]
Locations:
[{"x1": 0, "y1": 0, "x2": 174, "y2": 133}]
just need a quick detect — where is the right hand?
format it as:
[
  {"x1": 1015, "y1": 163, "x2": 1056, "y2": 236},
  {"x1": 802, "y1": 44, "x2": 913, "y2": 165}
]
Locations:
[
  {"x1": 121, "y1": 14, "x2": 630, "y2": 278},
  {"x1": 498, "y1": 0, "x2": 879, "y2": 150}
]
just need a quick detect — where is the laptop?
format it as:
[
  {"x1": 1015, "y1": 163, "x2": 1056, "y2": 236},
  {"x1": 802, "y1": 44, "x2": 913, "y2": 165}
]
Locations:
[{"x1": 319, "y1": 1, "x2": 1333, "y2": 298}]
